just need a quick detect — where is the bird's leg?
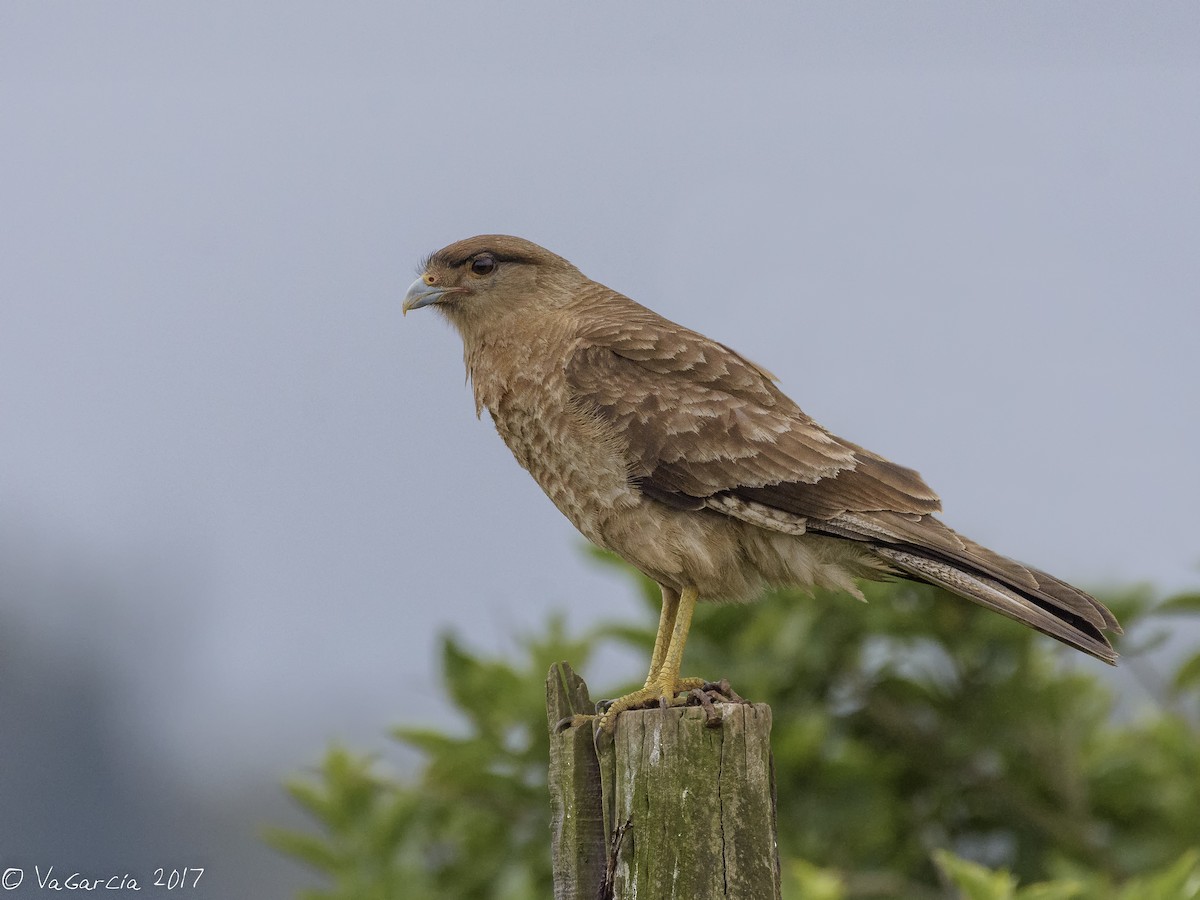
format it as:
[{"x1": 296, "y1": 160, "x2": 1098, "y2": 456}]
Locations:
[
  {"x1": 642, "y1": 585, "x2": 681, "y2": 687},
  {"x1": 597, "y1": 586, "x2": 706, "y2": 732},
  {"x1": 650, "y1": 585, "x2": 705, "y2": 697}
]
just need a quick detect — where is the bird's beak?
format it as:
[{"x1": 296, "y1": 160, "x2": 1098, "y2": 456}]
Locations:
[{"x1": 403, "y1": 276, "x2": 451, "y2": 315}]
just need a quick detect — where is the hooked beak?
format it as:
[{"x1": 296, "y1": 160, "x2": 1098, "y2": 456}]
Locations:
[{"x1": 403, "y1": 276, "x2": 458, "y2": 315}]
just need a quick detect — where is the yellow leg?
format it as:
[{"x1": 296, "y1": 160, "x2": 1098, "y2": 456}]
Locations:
[
  {"x1": 655, "y1": 586, "x2": 699, "y2": 692},
  {"x1": 644, "y1": 586, "x2": 680, "y2": 687},
  {"x1": 597, "y1": 586, "x2": 705, "y2": 731}
]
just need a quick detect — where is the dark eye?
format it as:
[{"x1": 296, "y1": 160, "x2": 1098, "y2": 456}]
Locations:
[{"x1": 469, "y1": 254, "x2": 496, "y2": 276}]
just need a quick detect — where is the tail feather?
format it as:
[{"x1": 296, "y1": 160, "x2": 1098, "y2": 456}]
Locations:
[
  {"x1": 873, "y1": 546, "x2": 1119, "y2": 664},
  {"x1": 948, "y1": 533, "x2": 1120, "y2": 636},
  {"x1": 1021, "y1": 562, "x2": 1123, "y2": 635},
  {"x1": 811, "y1": 511, "x2": 1120, "y2": 662}
]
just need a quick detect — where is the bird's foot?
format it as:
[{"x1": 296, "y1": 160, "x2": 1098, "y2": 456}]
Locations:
[
  {"x1": 594, "y1": 676, "x2": 707, "y2": 732},
  {"x1": 551, "y1": 678, "x2": 749, "y2": 734}
]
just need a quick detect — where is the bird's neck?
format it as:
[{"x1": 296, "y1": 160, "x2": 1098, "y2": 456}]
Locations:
[{"x1": 460, "y1": 315, "x2": 565, "y2": 420}]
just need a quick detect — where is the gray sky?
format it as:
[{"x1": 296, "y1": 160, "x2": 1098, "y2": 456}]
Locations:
[{"x1": 2, "y1": 0, "x2": 1198, "y2": 829}]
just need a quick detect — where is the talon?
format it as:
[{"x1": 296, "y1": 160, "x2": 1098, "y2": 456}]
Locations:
[
  {"x1": 692, "y1": 688, "x2": 724, "y2": 727},
  {"x1": 722, "y1": 681, "x2": 745, "y2": 703},
  {"x1": 553, "y1": 714, "x2": 594, "y2": 734},
  {"x1": 702, "y1": 678, "x2": 746, "y2": 704}
]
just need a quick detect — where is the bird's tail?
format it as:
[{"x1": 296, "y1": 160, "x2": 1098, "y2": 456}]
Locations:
[{"x1": 872, "y1": 540, "x2": 1121, "y2": 664}]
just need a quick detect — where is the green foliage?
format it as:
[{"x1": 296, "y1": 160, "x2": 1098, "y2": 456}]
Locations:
[
  {"x1": 785, "y1": 849, "x2": 1200, "y2": 900},
  {"x1": 265, "y1": 617, "x2": 590, "y2": 900},
  {"x1": 270, "y1": 556, "x2": 1200, "y2": 898},
  {"x1": 930, "y1": 848, "x2": 1200, "y2": 900}
]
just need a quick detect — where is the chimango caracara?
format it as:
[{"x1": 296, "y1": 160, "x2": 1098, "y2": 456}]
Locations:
[{"x1": 403, "y1": 235, "x2": 1120, "y2": 729}]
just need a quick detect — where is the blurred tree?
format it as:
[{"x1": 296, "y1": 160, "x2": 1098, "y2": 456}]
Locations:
[{"x1": 268, "y1": 554, "x2": 1200, "y2": 899}]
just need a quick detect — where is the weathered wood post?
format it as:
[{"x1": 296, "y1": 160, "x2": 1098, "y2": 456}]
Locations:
[{"x1": 547, "y1": 662, "x2": 781, "y2": 899}]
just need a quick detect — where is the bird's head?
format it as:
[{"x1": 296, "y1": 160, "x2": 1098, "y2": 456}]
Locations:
[{"x1": 403, "y1": 235, "x2": 581, "y2": 334}]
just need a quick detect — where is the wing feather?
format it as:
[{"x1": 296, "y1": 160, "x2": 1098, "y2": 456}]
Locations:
[{"x1": 565, "y1": 303, "x2": 940, "y2": 518}]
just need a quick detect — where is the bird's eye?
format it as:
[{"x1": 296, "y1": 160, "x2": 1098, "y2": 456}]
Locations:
[{"x1": 469, "y1": 254, "x2": 496, "y2": 276}]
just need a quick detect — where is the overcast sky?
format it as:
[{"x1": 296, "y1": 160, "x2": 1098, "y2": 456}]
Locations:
[{"x1": 2, "y1": 0, "x2": 1198, "y2": 841}]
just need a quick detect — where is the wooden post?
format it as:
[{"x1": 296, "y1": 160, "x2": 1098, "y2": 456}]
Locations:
[
  {"x1": 547, "y1": 662, "x2": 781, "y2": 900},
  {"x1": 547, "y1": 661, "x2": 608, "y2": 898}
]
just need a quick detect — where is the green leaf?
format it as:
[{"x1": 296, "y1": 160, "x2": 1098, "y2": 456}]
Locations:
[
  {"x1": 1116, "y1": 849, "x2": 1200, "y2": 900},
  {"x1": 1016, "y1": 880, "x2": 1087, "y2": 900},
  {"x1": 782, "y1": 858, "x2": 846, "y2": 900},
  {"x1": 284, "y1": 778, "x2": 335, "y2": 823},
  {"x1": 933, "y1": 850, "x2": 1017, "y2": 900},
  {"x1": 1154, "y1": 592, "x2": 1200, "y2": 615},
  {"x1": 390, "y1": 726, "x2": 461, "y2": 754},
  {"x1": 1173, "y1": 654, "x2": 1200, "y2": 694},
  {"x1": 262, "y1": 829, "x2": 343, "y2": 875}
]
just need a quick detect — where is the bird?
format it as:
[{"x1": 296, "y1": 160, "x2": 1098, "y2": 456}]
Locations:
[{"x1": 403, "y1": 234, "x2": 1121, "y2": 730}]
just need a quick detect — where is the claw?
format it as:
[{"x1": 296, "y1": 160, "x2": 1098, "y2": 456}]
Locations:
[
  {"x1": 553, "y1": 714, "x2": 596, "y2": 734},
  {"x1": 691, "y1": 687, "x2": 724, "y2": 727},
  {"x1": 594, "y1": 676, "x2": 709, "y2": 731},
  {"x1": 701, "y1": 678, "x2": 745, "y2": 704}
]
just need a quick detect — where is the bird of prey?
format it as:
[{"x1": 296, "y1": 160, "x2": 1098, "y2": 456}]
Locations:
[{"x1": 403, "y1": 235, "x2": 1120, "y2": 730}]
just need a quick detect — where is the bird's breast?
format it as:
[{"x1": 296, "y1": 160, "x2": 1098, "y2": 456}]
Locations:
[{"x1": 478, "y1": 363, "x2": 635, "y2": 549}]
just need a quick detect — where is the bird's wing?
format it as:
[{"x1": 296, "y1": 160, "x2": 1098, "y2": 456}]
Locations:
[{"x1": 565, "y1": 306, "x2": 941, "y2": 519}]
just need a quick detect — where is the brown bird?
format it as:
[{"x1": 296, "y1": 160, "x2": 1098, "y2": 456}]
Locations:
[{"x1": 403, "y1": 235, "x2": 1121, "y2": 729}]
